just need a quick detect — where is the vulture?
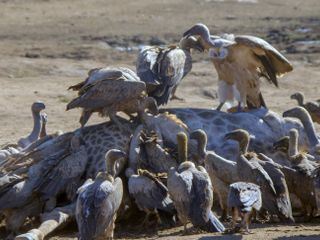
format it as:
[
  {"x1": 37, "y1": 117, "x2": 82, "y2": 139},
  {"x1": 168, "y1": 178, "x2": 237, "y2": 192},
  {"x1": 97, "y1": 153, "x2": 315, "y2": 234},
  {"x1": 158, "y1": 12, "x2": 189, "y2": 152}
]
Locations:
[
  {"x1": 183, "y1": 23, "x2": 293, "y2": 110},
  {"x1": 136, "y1": 36, "x2": 204, "y2": 106},
  {"x1": 291, "y1": 92, "x2": 320, "y2": 124},
  {"x1": 126, "y1": 168, "x2": 175, "y2": 226},
  {"x1": 75, "y1": 149, "x2": 125, "y2": 240},
  {"x1": 167, "y1": 132, "x2": 225, "y2": 233},
  {"x1": 274, "y1": 128, "x2": 319, "y2": 219},
  {"x1": 225, "y1": 129, "x2": 294, "y2": 222},
  {"x1": 67, "y1": 67, "x2": 148, "y2": 127},
  {"x1": 228, "y1": 182, "x2": 262, "y2": 233},
  {"x1": 190, "y1": 129, "x2": 239, "y2": 221},
  {"x1": 18, "y1": 101, "x2": 46, "y2": 148}
]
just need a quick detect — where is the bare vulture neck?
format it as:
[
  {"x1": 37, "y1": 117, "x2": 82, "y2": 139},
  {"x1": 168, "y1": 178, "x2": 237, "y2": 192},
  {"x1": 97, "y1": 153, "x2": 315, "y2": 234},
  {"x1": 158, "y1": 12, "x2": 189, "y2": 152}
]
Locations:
[
  {"x1": 298, "y1": 112, "x2": 320, "y2": 147},
  {"x1": 296, "y1": 94, "x2": 304, "y2": 106},
  {"x1": 239, "y1": 137, "x2": 249, "y2": 155},
  {"x1": 28, "y1": 110, "x2": 42, "y2": 143},
  {"x1": 289, "y1": 132, "x2": 299, "y2": 157},
  {"x1": 107, "y1": 157, "x2": 117, "y2": 177}
]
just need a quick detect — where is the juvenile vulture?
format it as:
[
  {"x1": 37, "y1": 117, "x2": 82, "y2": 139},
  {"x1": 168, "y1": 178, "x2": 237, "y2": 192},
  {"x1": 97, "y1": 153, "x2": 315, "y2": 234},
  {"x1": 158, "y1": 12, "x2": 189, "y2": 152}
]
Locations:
[
  {"x1": 75, "y1": 149, "x2": 125, "y2": 240},
  {"x1": 228, "y1": 182, "x2": 262, "y2": 233},
  {"x1": 190, "y1": 129, "x2": 239, "y2": 220},
  {"x1": 18, "y1": 101, "x2": 46, "y2": 148},
  {"x1": 167, "y1": 132, "x2": 225, "y2": 233},
  {"x1": 67, "y1": 67, "x2": 147, "y2": 127},
  {"x1": 126, "y1": 168, "x2": 175, "y2": 226},
  {"x1": 225, "y1": 129, "x2": 294, "y2": 222},
  {"x1": 136, "y1": 36, "x2": 204, "y2": 105},
  {"x1": 183, "y1": 23, "x2": 293, "y2": 110},
  {"x1": 291, "y1": 92, "x2": 320, "y2": 124}
]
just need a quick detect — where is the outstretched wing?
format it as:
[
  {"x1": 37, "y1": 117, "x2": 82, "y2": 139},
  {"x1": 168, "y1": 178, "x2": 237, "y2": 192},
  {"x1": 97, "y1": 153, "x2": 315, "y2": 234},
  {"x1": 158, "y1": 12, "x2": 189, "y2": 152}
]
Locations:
[{"x1": 234, "y1": 35, "x2": 293, "y2": 86}]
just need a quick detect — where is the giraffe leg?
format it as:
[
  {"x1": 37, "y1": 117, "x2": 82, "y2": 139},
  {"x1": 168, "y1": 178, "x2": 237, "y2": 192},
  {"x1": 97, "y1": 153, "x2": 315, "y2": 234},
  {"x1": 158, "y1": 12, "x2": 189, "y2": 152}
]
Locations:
[{"x1": 231, "y1": 207, "x2": 240, "y2": 232}]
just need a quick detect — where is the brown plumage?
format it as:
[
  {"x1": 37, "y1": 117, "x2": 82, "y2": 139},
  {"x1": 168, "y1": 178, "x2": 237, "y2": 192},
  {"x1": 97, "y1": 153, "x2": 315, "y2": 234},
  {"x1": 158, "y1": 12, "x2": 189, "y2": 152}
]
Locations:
[
  {"x1": 183, "y1": 23, "x2": 293, "y2": 110},
  {"x1": 67, "y1": 67, "x2": 147, "y2": 127},
  {"x1": 224, "y1": 129, "x2": 294, "y2": 222}
]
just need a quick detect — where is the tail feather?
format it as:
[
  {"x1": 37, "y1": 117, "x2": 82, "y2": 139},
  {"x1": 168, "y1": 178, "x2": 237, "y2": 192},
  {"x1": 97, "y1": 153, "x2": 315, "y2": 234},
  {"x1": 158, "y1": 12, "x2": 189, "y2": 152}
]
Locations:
[
  {"x1": 199, "y1": 211, "x2": 225, "y2": 233},
  {"x1": 68, "y1": 82, "x2": 84, "y2": 91},
  {"x1": 153, "y1": 85, "x2": 172, "y2": 106},
  {"x1": 66, "y1": 97, "x2": 81, "y2": 111}
]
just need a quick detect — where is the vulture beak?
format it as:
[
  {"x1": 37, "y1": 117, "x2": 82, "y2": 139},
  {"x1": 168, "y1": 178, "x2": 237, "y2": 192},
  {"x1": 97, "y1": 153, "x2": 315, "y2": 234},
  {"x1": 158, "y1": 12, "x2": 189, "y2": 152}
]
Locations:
[{"x1": 224, "y1": 132, "x2": 233, "y2": 141}]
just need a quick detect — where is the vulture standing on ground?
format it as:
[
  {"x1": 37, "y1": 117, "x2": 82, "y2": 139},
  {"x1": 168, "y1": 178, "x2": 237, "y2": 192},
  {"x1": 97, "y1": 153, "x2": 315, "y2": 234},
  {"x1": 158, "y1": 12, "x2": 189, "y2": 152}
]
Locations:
[
  {"x1": 224, "y1": 129, "x2": 294, "y2": 222},
  {"x1": 136, "y1": 36, "x2": 204, "y2": 105},
  {"x1": 126, "y1": 168, "x2": 175, "y2": 226},
  {"x1": 183, "y1": 23, "x2": 293, "y2": 110},
  {"x1": 67, "y1": 67, "x2": 147, "y2": 127},
  {"x1": 167, "y1": 132, "x2": 225, "y2": 233},
  {"x1": 228, "y1": 182, "x2": 262, "y2": 233},
  {"x1": 75, "y1": 149, "x2": 125, "y2": 240}
]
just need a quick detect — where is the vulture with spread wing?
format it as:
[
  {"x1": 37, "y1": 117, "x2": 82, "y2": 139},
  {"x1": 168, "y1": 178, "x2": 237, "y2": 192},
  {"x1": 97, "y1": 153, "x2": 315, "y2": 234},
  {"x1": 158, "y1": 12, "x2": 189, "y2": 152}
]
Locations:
[{"x1": 183, "y1": 23, "x2": 293, "y2": 110}]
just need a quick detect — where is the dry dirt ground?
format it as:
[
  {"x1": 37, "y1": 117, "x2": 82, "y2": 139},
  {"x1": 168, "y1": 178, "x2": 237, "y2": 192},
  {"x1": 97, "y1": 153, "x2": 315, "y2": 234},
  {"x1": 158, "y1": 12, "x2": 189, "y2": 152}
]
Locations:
[{"x1": 0, "y1": 0, "x2": 320, "y2": 239}]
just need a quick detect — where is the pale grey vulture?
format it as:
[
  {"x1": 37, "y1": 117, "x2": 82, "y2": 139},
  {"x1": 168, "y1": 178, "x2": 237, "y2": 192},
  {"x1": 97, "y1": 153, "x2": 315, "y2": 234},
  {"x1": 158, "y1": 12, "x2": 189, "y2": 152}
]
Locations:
[
  {"x1": 228, "y1": 182, "x2": 262, "y2": 233},
  {"x1": 75, "y1": 149, "x2": 125, "y2": 240},
  {"x1": 18, "y1": 101, "x2": 46, "y2": 148},
  {"x1": 167, "y1": 132, "x2": 225, "y2": 233},
  {"x1": 183, "y1": 23, "x2": 293, "y2": 110},
  {"x1": 126, "y1": 168, "x2": 175, "y2": 226},
  {"x1": 225, "y1": 129, "x2": 294, "y2": 222}
]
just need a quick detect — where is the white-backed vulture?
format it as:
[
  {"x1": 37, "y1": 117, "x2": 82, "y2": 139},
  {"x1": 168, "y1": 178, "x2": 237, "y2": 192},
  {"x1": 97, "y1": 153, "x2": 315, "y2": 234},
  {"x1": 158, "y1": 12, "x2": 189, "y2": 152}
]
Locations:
[
  {"x1": 225, "y1": 129, "x2": 294, "y2": 222},
  {"x1": 190, "y1": 129, "x2": 239, "y2": 220},
  {"x1": 18, "y1": 101, "x2": 46, "y2": 148},
  {"x1": 183, "y1": 23, "x2": 293, "y2": 110},
  {"x1": 67, "y1": 67, "x2": 147, "y2": 127},
  {"x1": 291, "y1": 92, "x2": 320, "y2": 124},
  {"x1": 126, "y1": 168, "x2": 175, "y2": 226},
  {"x1": 167, "y1": 132, "x2": 225, "y2": 233},
  {"x1": 75, "y1": 149, "x2": 125, "y2": 240},
  {"x1": 136, "y1": 36, "x2": 204, "y2": 105},
  {"x1": 228, "y1": 182, "x2": 262, "y2": 233}
]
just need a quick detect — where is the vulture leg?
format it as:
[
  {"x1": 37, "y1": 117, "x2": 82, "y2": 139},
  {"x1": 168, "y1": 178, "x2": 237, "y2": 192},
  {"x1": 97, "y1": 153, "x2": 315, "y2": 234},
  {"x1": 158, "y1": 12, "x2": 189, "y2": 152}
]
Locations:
[
  {"x1": 79, "y1": 110, "x2": 92, "y2": 127},
  {"x1": 216, "y1": 102, "x2": 225, "y2": 111},
  {"x1": 170, "y1": 86, "x2": 184, "y2": 101},
  {"x1": 137, "y1": 210, "x2": 152, "y2": 229},
  {"x1": 109, "y1": 112, "x2": 124, "y2": 129},
  {"x1": 15, "y1": 203, "x2": 76, "y2": 240},
  {"x1": 242, "y1": 212, "x2": 252, "y2": 234}
]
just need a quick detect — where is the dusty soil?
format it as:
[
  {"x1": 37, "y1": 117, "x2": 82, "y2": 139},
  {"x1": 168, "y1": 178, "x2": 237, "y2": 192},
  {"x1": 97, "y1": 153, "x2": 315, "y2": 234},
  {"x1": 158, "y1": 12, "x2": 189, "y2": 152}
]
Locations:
[{"x1": 1, "y1": 0, "x2": 320, "y2": 239}]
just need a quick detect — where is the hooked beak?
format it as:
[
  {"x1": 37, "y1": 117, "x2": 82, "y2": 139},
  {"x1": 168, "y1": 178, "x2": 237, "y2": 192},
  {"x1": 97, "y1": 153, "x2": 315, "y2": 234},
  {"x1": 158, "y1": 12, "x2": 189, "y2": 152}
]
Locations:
[{"x1": 224, "y1": 132, "x2": 233, "y2": 141}]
